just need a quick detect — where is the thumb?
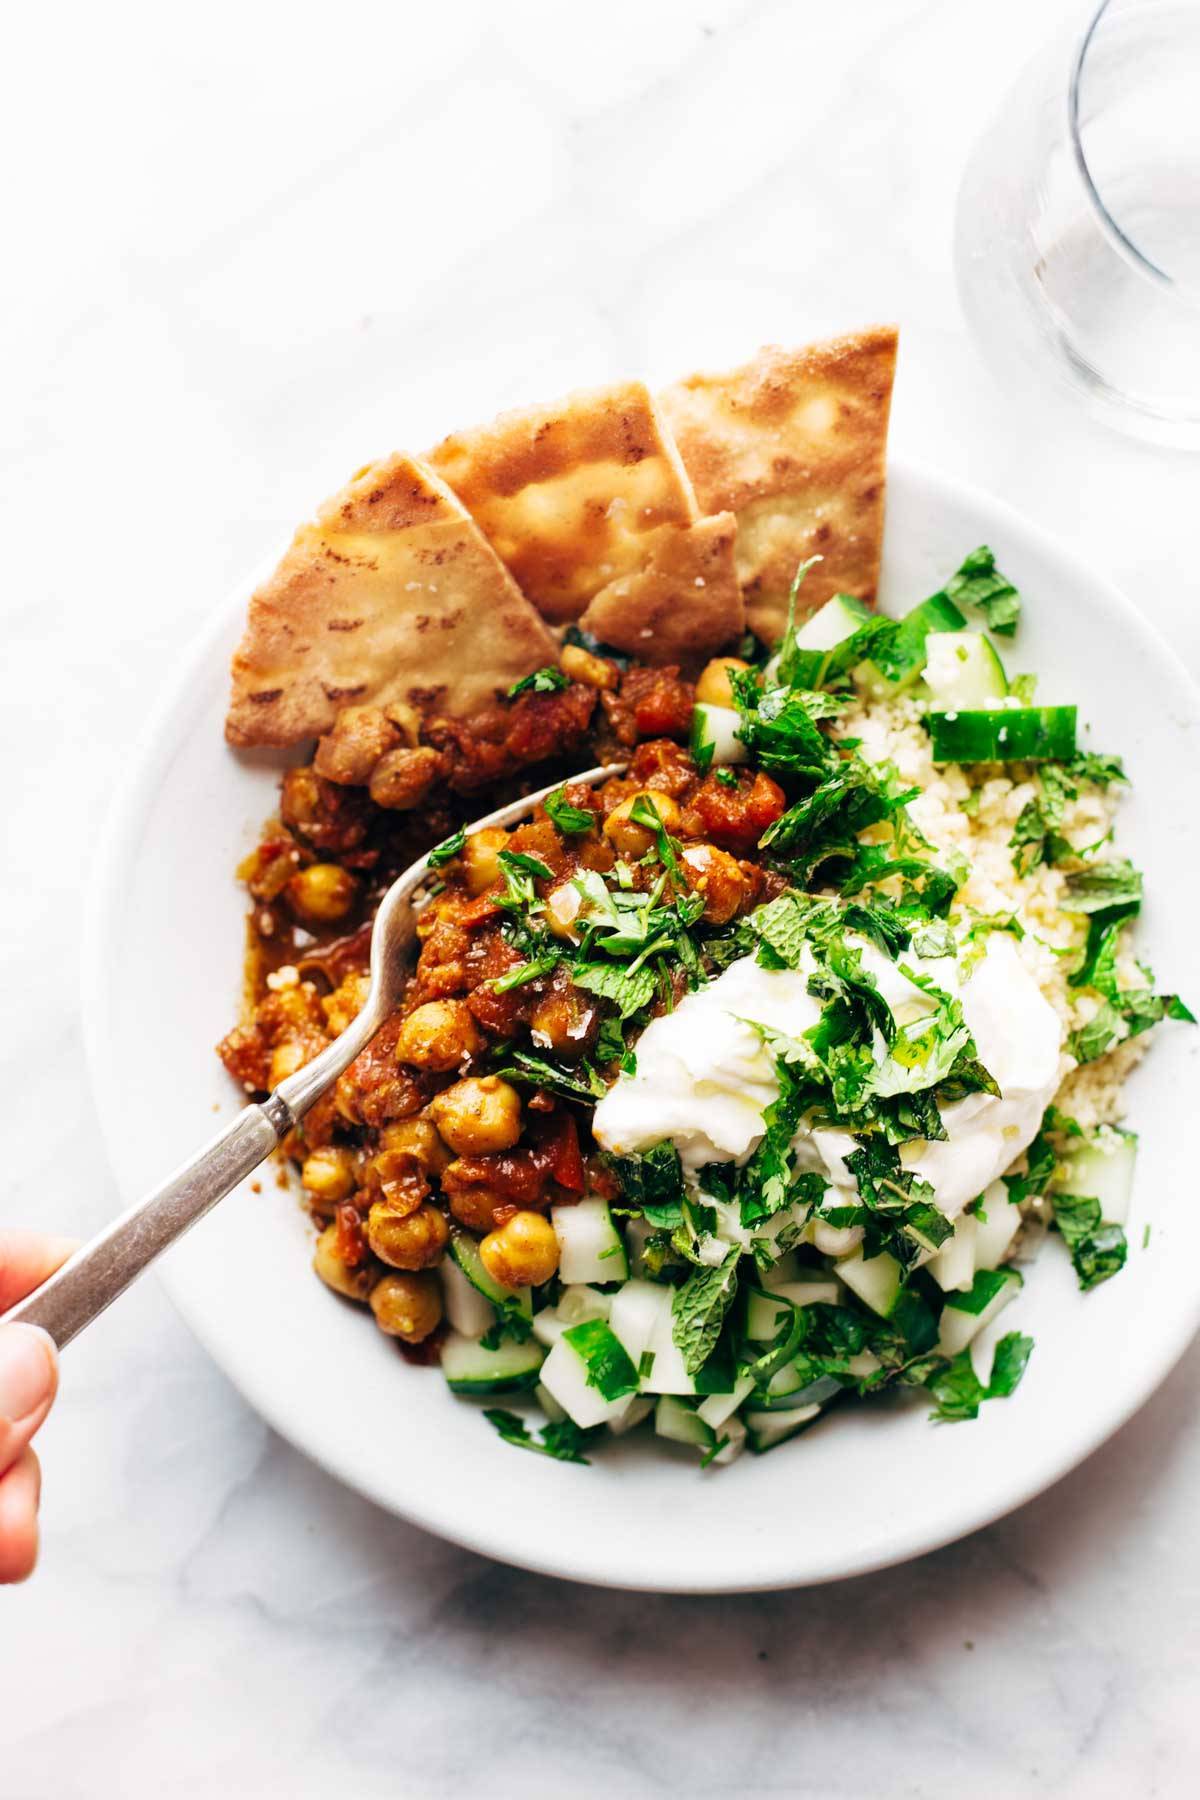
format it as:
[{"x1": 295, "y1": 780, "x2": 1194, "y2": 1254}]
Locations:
[{"x1": 0, "y1": 1326, "x2": 58, "y2": 1475}]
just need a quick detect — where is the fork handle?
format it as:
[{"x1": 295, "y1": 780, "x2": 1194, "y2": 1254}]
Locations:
[{"x1": 1, "y1": 1099, "x2": 290, "y2": 1348}]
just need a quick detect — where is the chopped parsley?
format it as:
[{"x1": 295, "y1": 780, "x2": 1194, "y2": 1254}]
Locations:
[
  {"x1": 484, "y1": 1409, "x2": 598, "y2": 1463},
  {"x1": 428, "y1": 827, "x2": 467, "y2": 868},
  {"x1": 544, "y1": 787, "x2": 598, "y2": 836},
  {"x1": 508, "y1": 665, "x2": 570, "y2": 697}
]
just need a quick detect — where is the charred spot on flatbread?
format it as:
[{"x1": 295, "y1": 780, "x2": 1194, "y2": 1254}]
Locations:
[
  {"x1": 225, "y1": 455, "x2": 557, "y2": 748},
  {"x1": 659, "y1": 327, "x2": 897, "y2": 646}
]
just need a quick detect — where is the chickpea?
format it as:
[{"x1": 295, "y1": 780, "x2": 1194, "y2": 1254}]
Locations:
[
  {"x1": 313, "y1": 706, "x2": 400, "y2": 785},
  {"x1": 695, "y1": 656, "x2": 750, "y2": 708},
  {"x1": 269, "y1": 1038, "x2": 316, "y2": 1087},
  {"x1": 603, "y1": 789, "x2": 682, "y2": 857},
  {"x1": 383, "y1": 702, "x2": 421, "y2": 747},
  {"x1": 545, "y1": 881, "x2": 582, "y2": 940},
  {"x1": 443, "y1": 1165, "x2": 508, "y2": 1233},
  {"x1": 370, "y1": 1270, "x2": 443, "y2": 1342},
  {"x1": 680, "y1": 842, "x2": 751, "y2": 925},
  {"x1": 529, "y1": 986, "x2": 596, "y2": 1055},
  {"x1": 369, "y1": 745, "x2": 441, "y2": 811},
  {"x1": 380, "y1": 1116, "x2": 451, "y2": 1175},
  {"x1": 301, "y1": 1145, "x2": 357, "y2": 1206},
  {"x1": 369, "y1": 1149, "x2": 430, "y2": 1216},
  {"x1": 461, "y1": 826, "x2": 509, "y2": 896},
  {"x1": 560, "y1": 643, "x2": 618, "y2": 690},
  {"x1": 429, "y1": 1076, "x2": 522, "y2": 1155},
  {"x1": 286, "y1": 862, "x2": 358, "y2": 924},
  {"x1": 367, "y1": 1200, "x2": 450, "y2": 1270},
  {"x1": 480, "y1": 1211, "x2": 560, "y2": 1289},
  {"x1": 313, "y1": 1223, "x2": 375, "y2": 1301},
  {"x1": 321, "y1": 971, "x2": 371, "y2": 1037},
  {"x1": 395, "y1": 999, "x2": 484, "y2": 1071}
]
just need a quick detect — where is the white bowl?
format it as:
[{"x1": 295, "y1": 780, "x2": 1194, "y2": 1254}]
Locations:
[{"x1": 81, "y1": 461, "x2": 1200, "y2": 1593}]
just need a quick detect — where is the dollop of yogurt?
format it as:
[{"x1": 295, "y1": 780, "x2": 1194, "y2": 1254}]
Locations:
[{"x1": 591, "y1": 933, "x2": 1063, "y2": 1220}]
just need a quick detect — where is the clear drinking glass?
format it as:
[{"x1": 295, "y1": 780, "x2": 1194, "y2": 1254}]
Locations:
[{"x1": 955, "y1": 0, "x2": 1200, "y2": 449}]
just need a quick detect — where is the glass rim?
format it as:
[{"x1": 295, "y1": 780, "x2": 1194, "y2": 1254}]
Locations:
[{"x1": 1068, "y1": 0, "x2": 1177, "y2": 293}]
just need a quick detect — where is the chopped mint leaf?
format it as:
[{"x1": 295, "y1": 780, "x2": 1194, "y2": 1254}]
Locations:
[
  {"x1": 494, "y1": 1050, "x2": 606, "y2": 1102},
  {"x1": 1061, "y1": 858, "x2": 1143, "y2": 914},
  {"x1": 572, "y1": 958, "x2": 658, "y2": 1020},
  {"x1": 715, "y1": 766, "x2": 739, "y2": 788},
  {"x1": 1052, "y1": 1192, "x2": 1129, "y2": 1289},
  {"x1": 544, "y1": 787, "x2": 597, "y2": 836},
  {"x1": 672, "y1": 1257, "x2": 740, "y2": 1375},
  {"x1": 926, "y1": 1330, "x2": 1034, "y2": 1421},
  {"x1": 601, "y1": 1142, "x2": 687, "y2": 1219},
  {"x1": 508, "y1": 665, "x2": 570, "y2": 697},
  {"x1": 484, "y1": 1408, "x2": 597, "y2": 1464},
  {"x1": 492, "y1": 952, "x2": 560, "y2": 993},
  {"x1": 563, "y1": 1320, "x2": 640, "y2": 1401},
  {"x1": 428, "y1": 827, "x2": 466, "y2": 868},
  {"x1": 945, "y1": 546, "x2": 1021, "y2": 637}
]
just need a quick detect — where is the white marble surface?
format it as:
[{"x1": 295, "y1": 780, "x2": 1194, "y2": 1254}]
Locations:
[{"x1": 3, "y1": 0, "x2": 1199, "y2": 1793}]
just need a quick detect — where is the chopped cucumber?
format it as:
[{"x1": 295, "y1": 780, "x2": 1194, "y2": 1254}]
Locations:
[
  {"x1": 711, "y1": 1416, "x2": 747, "y2": 1465},
  {"x1": 697, "y1": 1374, "x2": 755, "y2": 1430},
  {"x1": 531, "y1": 1284, "x2": 611, "y2": 1348},
  {"x1": 535, "y1": 1381, "x2": 567, "y2": 1423},
  {"x1": 745, "y1": 1287, "x2": 801, "y2": 1341},
  {"x1": 808, "y1": 1217, "x2": 864, "y2": 1257},
  {"x1": 608, "y1": 1394, "x2": 654, "y2": 1436},
  {"x1": 609, "y1": 1278, "x2": 668, "y2": 1368},
  {"x1": 551, "y1": 1198, "x2": 628, "y2": 1285},
  {"x1": 624, "y1": 1215, "x2": 656, "y2": 1279},
  {"x1": 450, "y1": 1234, "x2": 532, "y2": 1318},
  {"x1": 745, "y1": 1403, "x2": 822, "y2": 1453},
  {"x1": 971, "y1": 1180, "x2": 1024, "y2": 1269},
  {"x1": 690, "y1": 702, "x2": 748, "y2": 771},
  {"x1": 1058, "y1": 1126, "x2": 1138, "y2": 1225},
  {"x1": 441, "y1": 1255, "x2": 496, "y2": 1337},
  {"x1": 539, "y1": 1333, "x2": 636, "y2": 1429},
  {"x1": 756, "y1": 1363, "x2": 843, "y2": 1411},
  {"x1": 836, "y1": 1247, "x2": 903, "y2": 1318},
  {"x1": 937, "y1": 1268, "x2": 1022, "y2": 1357},
  {"x1": 759, "y1": 1250, "x2": 803, "y2": 1290},
  {"x1": 924, "y1": 631, "x2": 1008, "y2": 708},
  {"x1": 929, "y1": 705, "x2": 1077, "y2": 764},
  {"x1": 441, "y1": 1331, "x2": 545, "y2": 1396},
  {"x1": 795, "y1": 592, "x2": 872, "y2": 651},
  {"x1": 928, "y1": 1213, "x2": 977, "y2": 1293},
  {"x1": 654, "y1": 1395, "x2": 715, "y2": 1450},
  {"x1": 857, "y1": 590, "x2": 967, "y2": 698}
]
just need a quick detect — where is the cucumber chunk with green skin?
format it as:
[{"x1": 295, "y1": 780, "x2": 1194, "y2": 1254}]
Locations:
[
  {"x1": 441, "y1": 1254, "x2": 496, "y2": 1337},
  {"x1": 755, "y1": 1364, "x2": 843, "y2": 1411},
  {"x1": 856, "y1": 590, "x2": 967, "y2": 698},
  {"x1": 937, "y1": 1268, "x2": 1022, "y2": 1357},
  {"x1": 795, "y1": 592, "x2": 873, "y2": 651},
  {"x1": 441, "y1": 1331, "x2": 545, "y2": 1395},
  {"x1": 449, "y1": 1234, "x2": 532, "y2": 1317},
  {"x1": 690, "y1": 702, "x2": 748, "y2": 771},
  {"x1": 745, "y1": 1403, "x2": 822, "y2": 1453},
  {"x1": 654, "y1": 1395, "x2": 715, "y2": 1449},
  {"x1": 836, "y1": 1247, "x2": 903, "y2": 1317},
  {"x1": 1058, "y1": 1126, "x2": 1138, "y2": 1225},
  {"x1": 697, "y1": 1374, "x2": 755, "y2": 1430},
  {"x1": 924, "y1": 631, "x2": 1008, "y2": 708},
  {"x1": 929, "y1": 705, "x2": 1077, "y2": 763},
  {"x1": 551, "y1": 1197, "x2": 628, "y2": 1285},
  {"x1": 539, "y1": 1334, "x2": 636, "y2": 1428}
]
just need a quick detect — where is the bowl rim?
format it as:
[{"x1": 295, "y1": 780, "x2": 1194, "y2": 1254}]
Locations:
[{"x1": 79, "y1": 455, "x2": 1200, "y2": 1593}]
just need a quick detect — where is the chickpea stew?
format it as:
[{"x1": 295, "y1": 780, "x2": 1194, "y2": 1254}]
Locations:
[{"x1": 220, "y1": 551, "x2": 1192, "y2": 1467}]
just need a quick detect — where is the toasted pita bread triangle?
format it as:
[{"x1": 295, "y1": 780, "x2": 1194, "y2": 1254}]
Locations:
[
  {"x1": 426, "y1": 380, "x2": 705, "y2": 626},
  {"x1": 580, "y1": 512, "x2": 743, "y2": 664},
  {"x1": 225, "y1": 455, "x2": 557, "y2": 747},
  {"x1": 659, "y1": 327, "x2": 897, "y2": 646}
]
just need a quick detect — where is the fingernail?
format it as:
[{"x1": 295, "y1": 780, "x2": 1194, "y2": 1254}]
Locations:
[{"x1": 0, "y1": 1327, "x2": 56, "y2": 1423}]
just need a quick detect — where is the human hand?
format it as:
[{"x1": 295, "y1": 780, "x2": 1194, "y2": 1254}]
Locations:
[{"x1": 0, "y1": 1232, "x2": 75, "y2": 1583}]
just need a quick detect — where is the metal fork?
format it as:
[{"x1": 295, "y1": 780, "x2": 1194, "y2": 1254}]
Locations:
[{"x1": 3, "y1": 763, "x2": 625, "y2": 1347}]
